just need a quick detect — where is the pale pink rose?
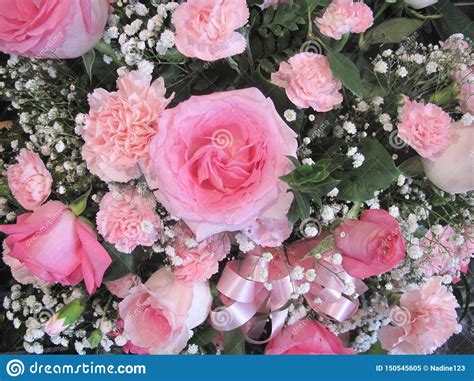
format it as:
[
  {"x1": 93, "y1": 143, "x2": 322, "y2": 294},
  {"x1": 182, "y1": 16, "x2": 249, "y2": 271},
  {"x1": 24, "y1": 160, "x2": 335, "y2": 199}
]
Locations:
[
  {"x1": 315, "y1": 0, "x2": 373, "y2": 40},
  {"x1": 142, "y1": 88, "x2": 297, "y2": 242},
  {"x1": 172, "y1": 0, "x2": 249, "y2": 61},
  {"x1": 96, "y1": 189, "x2": 162, "y2": 254},
  {"x1": 82, "y1": 71, "x2": 174, "y2": 183},
  {"x1": 259, "y1": 0, "x2": 292, "y2": 8},
  {"x1": 417, "y1": 226, "x2": 473, "y2": 278},
  {"x1": 7, "y1": 149, "x2": 52, "y2": 210},
  {"x1": 271, "y1": 53, "x2": 343, "y2": 112},
  {"x1": 379, "y1": 277, "x2": 462, "y2": 354},
  {"x1": 397, "y1": 97, "x2": 453, "y2": 160},
  {"x1": 2, "y1": 242, "x2": 45, "y2": 287},
  {"x1": 422, "y1": 123, "x2": 474, "y2": 193},
  {"x1": 172, "y1": 222, "x2": 230, "y2": 284},
  {"x1": 119, "y1": 267, "x2": 211, "y2": 354},
  {"x1": 265, "y1": 320, "x2": 354, "y2": 354},
  {"x1": 334, "y1": 209, "x2": 406, "y2": 278},
  {"x1": 0, "y1": 201, "x2": 111, "y2": 294},
  {"x1": 105, "y1": 273, "x2": 141, "y2": 298},
  {"x1": 0, "y1": 0, "x2": 109, "y2": 59}
]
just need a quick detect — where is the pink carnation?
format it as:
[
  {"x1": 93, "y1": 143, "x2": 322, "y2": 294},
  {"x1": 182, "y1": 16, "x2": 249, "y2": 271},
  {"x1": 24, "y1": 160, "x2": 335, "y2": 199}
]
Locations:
[
  {"x1": 417, "y1": 226, "x2": 473, "y2": 279},
  {"x1": 7, "y1": 149, "x2": 52, "y2": 210},
  {"x1": 171, "y1": 222, "x2": 230, "y2": 285},
  {"x1": 172, "y1": 0, "x2": 249, "y2": 61},
  {"x1": 397, "y1": 97, "x2": 453, "y2": 160},
  {"x1": 379, "y1": 277, "x2": 462, "y2": 354},
  {"x1": 96, "y1": 189, "x2": 162, "y2": 254},
  {"x1": 82, "y1": 71, "x2": 173, "y2": 183},
  {"x1": 315, "y1": 0, "x2": 373, "y2": 40},
  {"x1": 271, "y1": 53, "x2": 343, "y2": 112}
]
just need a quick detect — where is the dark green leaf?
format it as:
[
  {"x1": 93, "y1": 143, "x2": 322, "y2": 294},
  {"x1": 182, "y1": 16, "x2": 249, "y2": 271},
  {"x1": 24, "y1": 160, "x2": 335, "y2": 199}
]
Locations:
[
  {"x1": 363, "y1": 341, "x2": 388, "y2": 355},
  {"x1": 103, "y1": 242, "x2": 136, "y2": 281},
  {"x1": 398, "y1": 156, "x2": 424, "y2": 177},
  {"x1": 287, "y1": 191, "x2": 311, "y2": 224},
  {"x1": 433, "y1": 0, "x2": 474, "y2": 41},
  {"x1": 223, "y1": 329, "x2": 246, "y2": 354},
  {"x1": 363, "y1": 18, "x2": 424, "y2": 46},
  {"x1": 326, "y1": 48, "x2": 363, "y2": 98},
  {"x1": 190, "y1": 326, "x2": 218, "y2": 347},
  {"x1": 82, "y1": 49, "x2": 96, "y2": 82}
]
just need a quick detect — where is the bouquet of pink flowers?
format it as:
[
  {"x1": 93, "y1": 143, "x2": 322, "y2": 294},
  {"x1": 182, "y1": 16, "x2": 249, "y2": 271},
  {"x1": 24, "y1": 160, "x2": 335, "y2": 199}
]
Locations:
[{"x1": 0, "y1": 0, "x2": 472, "y2": 356}]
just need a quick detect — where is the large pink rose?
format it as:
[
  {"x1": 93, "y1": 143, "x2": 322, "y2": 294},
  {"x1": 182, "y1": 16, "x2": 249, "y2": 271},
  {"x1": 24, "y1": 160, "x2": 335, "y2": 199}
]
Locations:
[
  {"x1": 82, "y1": 71, "x2": 174, "y2": 183},
  {"x1": 119, "y1": 267, "x2": 211, "y2": 354},
  {"x1": 271, "y1": 53, "x2": 343, "y2": 112},
  {"x1": 172, "y1": 0, "x2": 249, "y2": 61},
  {"x1": 0, "y1": 201, "x2": 111, "y2": 294},
  {"x1": 334, "y1": 209, "x2": 406, "y2": 278},
  {"x1": 2, "y1": 242, "x2": 45, "y2": 287},
  {"x1": 96, "y1": 189, "x2": 162, "y2": 253},
  {"x1": 422, "y1": 123, "x2": 474, "y2": 194},
  {"x1": 172, "y1": 222, "x2": 230, "y2": 285},
  {"x1": 379, "y1": 277, "x2": 461, "y2": 354},
  {"x1": 142, "y1": 88, "x2": 297, "y2": 242},
  {"x1": 0, "y1": 0, "x2": 110, "y2": 59},
  {"x1": 7, "y1": 148, "x2": 52, "y2": 210},
  {"x1": 265, "y1": 320, "x2": 354, "y2": 354},
  {"x1": 315, "y1": 0, "x2": 373, "y2": 40},
  {"x1": 397, "y1": 96, "x2": 453, "y2": 160}
]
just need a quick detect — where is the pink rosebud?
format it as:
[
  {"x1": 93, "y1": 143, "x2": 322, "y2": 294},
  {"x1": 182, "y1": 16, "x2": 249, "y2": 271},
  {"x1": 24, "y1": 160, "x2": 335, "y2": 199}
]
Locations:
[
  {"x1": 334, "y1": 209, "x2": 406, "y2": 278},
  {"x1": 7, "y1": 149, "x2": 52, "y2": 210}
]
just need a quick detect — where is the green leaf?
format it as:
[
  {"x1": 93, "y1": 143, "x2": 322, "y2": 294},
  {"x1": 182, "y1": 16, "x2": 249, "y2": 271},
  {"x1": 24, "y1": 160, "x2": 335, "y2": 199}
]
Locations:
[
  {"x1": 287, "y1": 191, "x2": 311, "y2": 224},
  {"x1": 57, "y1": 298, "x2": 86, "y2": 327},
  {"x1": 103, "y1": 242, "x2": 136, "y2": 281},
  {"x1": 190, "y1": 326, "x2": 218, "y2": 347},
  {"x1": 88, "y1": 329, "x2": 102, "y2": 349},
  {"x1": 69, "y1": 187, "x2": 92, "y2": 216},
  {"x1": 433, "y1": 0, "x2": 474, "y2": 41},
  {"x1": 326, "y1": 48, "x2": 363, "y2": 98},
  {"x1": 223, "y1": 329, "x2": 246, "y2": 354},
  {"x1": 429, "y1": 84, "x2": 459, "y2": 106},
  {"x1": 305, "y1": 235, "x2": 334, "y2": 258},
  {"x1": 336, "y1": 139, "x2": 399, "y2": 202},
  {"x1": 398, "y1": 156, "x2": 424, "y2": 177},
  {"x1": 363, "y1": 18, "x2": 424, "y2": 47},
  {"x1": 82, "y1": 49, "x2": 96, "y2": 82},
  {"x1": 363, "y1": 341, "x2": 388, "y2": 355}
]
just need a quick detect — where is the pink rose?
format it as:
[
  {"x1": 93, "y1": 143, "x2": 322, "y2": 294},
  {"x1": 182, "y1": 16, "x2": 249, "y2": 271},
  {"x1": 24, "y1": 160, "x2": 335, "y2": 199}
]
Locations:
[
  {"x1": 265, "y1": 320, "x2": 354, "y2": 354},
  {"x1": 453, "y1": 67, "x2": 474, "y2": 114},
  {"x1": 0, "y1": 0, "x2": 109, "y2": 59},
  {"x1": 422, "y1": 123, "x2": 474, "y2": 193},
  {"x1": 315, "y1": 0, "x2": 373, "y2": 40},
  {"x1": 2, "y1": 242, "x2": 45, "y2": 287},
  {"x1": 271, "y1": 53, "x2": 343, "y2": 112},
  {"x1": 7, "y1": 149, "x2": 52, "y2": 210},
  {"x1": 334, "y1": 209, "x2": 406, "y2": 278},
  {"x1": 105, "y1": 273, "x2": 141, "y2": 298},
  {"x1": 172, "y1": 0, "x2": 249, "y2": 61},
  {"x1": 82, "y1": 71, "x2": 173, "y2": 183},
  {"x1": 96, "y1": 189, "x2": 162, "y2": 254},
  {"x1": 0, "y1": 201, "x2": 111, "y2": 294},
  {"x1": 171, "y1": 222, "x2": 230, "y2": 284},
  {"x1": 417, "y1": 225, "x2": 473, "y2": 278},
  {"x1": 379, "y1": 277, "x2": 462, "y2": 354},
  {"x1": 397, "y1": 97, "x2": 453, "y2": 160},
  {"x1": 119, "y1": 267, "x2": 211, "y2": 354},
  {"x1": 142, "y1": 88, "x2": 297, "y2": 242}
]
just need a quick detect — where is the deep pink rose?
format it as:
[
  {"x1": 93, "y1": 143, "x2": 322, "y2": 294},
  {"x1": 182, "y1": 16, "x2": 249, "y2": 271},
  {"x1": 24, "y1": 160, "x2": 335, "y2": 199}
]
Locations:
[
  {"x1": 172, "y1": 222, "x2": 230, "y2": 285},
  {"x1": 96, "y1": 189, "x2": 162, "y2": 254},
  {"x1": 2, "y1": 242, "x2": 45, "y2": 287},
  {"x1": 271, "y1": 53, "x2": 343, "y2": 112},
  {"x1": 0, "y1": 201, "x2": 111, "y2": 294},
  {"x1": 119, "y1": 267, "x2": 211, "y2": 354},
  {"x1": 265, "y1": 320, "x2": 354, "y2": 354},
  {"x1": 7, "y1": 148, "x2": 52, "y2": 210},
  {"x1": 334, "y1": 209, "x2": 406, "y2": 278},
  {"x1": 315, "y1": 0, "x2": 373, "y2": 40},
  {"x1": 0, "y1": 0, "x2": 110, "y2": 59},
  {"x1": 379, "y1": 277, "x2": 461, "y2": 354},
  {"x1": 142, "y1": 88, "x2": 297, "y2": 242},
  {"x1": 82, "y1": 71, "x2": 173, "y2": 183},
  {"x1": 397, "y1": 96, "x2": 453, "y2": 160},
  {"x1": 172, "y1": 0, "x2": 249, "y2": 61}
]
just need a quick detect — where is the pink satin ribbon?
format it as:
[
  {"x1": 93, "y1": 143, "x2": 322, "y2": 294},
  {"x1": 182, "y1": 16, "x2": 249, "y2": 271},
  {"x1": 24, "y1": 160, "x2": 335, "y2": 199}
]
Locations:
[{"x1": 209, "y1": 244, "x2": 367, "y2": 343}]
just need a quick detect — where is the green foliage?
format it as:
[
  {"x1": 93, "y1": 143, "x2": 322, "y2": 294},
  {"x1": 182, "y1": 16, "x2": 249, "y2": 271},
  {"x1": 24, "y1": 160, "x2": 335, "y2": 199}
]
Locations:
[
  {"x1": 69, "y1": 187, "x2": 92, "y2": 216},
  {"x1": 81, "y1": 49, "x2": 96, "y2": 82},
  {"x1": 223, "y1": 329, "x2": 246, "y2": 354},
  {"x1": 433, "y1": 0, "x2": 474, "y2": 41},
  {"x1": 103, "y1": 242, "x2": 137, "y2": 281},
  {"x1": 326, "y1": 48, "x2": 364, "y2": 98},
  {"x1": 362, "y1": 18, "x2": 424, "y2": 47}
]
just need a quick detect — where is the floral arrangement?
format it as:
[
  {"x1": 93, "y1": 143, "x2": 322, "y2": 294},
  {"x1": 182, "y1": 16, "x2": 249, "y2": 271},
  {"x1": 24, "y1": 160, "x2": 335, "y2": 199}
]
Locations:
[{"x1": 0, "y1": 0, "x2": 472, "y2": 356}]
